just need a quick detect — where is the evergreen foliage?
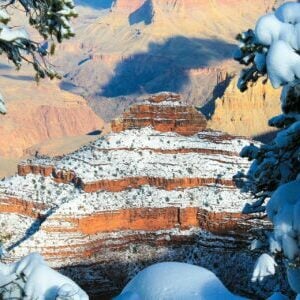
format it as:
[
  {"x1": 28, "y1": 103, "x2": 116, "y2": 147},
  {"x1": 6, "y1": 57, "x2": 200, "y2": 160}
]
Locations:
[
  {"x1": 236, "y1": 1, "x2": 300, "y2": 296},
  {"x1": 0, "y1": 0, "x2": 77, "y2": 114}
]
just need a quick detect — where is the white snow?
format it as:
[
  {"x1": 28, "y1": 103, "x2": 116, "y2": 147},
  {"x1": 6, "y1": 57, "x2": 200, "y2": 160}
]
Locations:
[
  {"x1": 0, "y1": 126, "x2": 256, "y2": 252},
  {"x1": 93, "y1": 127, "x2": 249, "y2": 153},
  {"x1": 17, "y1": 128, "x2": 250, "y2": 183},
  {"x1": 0, "y1": 127, "x2": 254, "y2": 215},
  {"x1": 57, "y1": 149, "x2": 246, "y2": 182},
  {"x1": 254, "y1": 2, "x2": 300, "y2": 88},
  {"x1": 0, "y1": 253, "x2": 88, "y2": 299},
  {"x1": 247, "y1": 3, "x2": 300, "y2": 296},
  {"x1": 115, "y1": 262, "x2": 246, "y2": 300},
  {"x1": 263, "y1": 179, "x2": 300, "y2": 294},
  {"x1": 0, "y1": 25, "x2": 28, "y2": 42},
  {"x1": 267, "y1": 180, "x2": 300, "y2": 260},
  {"x1": 0, "y1": 93, "x2": 6, "y2": 114},
  {"x1": 251, "y1": 253, "x2": 277, "y2": 282},
  {"x1": 275, "y1": 2, "x2": 300, "y2": 24},
  {"x1": 267, "y1": 40, "x2": 300, "y2": 88},
  {"x1": 0, "y1": 173, "x2": 252, "y2": 215}
]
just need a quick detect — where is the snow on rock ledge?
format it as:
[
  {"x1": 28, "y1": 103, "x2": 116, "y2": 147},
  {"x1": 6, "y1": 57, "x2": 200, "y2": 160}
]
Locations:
[{"x1": 0, "y1": 93, "x2": 285, "y2": 298}]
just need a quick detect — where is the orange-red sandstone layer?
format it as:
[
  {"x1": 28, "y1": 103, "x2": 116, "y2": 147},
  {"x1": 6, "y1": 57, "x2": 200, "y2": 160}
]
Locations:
[
  {"x1": 17, "y1": 164, "x2": 236, "y2": 192},
  {"x1": 41, "y1": 232, "x2": 200, "y2": 260},
  {"x1": 94, "y1": 147, "x2": 239, "y2": 157},
  {"x1": 0, "y1": 197, "x2": 47, "y2": 218},
  {"x1": 126, "y1": 104, "x2": 200, "y2": 116},
  {"x1": 80, "y1": 177, "x2": 235, "y2": 193},
  {"x1": 111, "y1": 104, "x2": 207, "y2": 136},
  {"x1": 148, "y1": 94, "x2": 181, "y2": 103},
  {"x1": 17, "y1": 164, "x2": 55, "y2": 177},
  {"x1": 43, "y1": 207, "x2": 257, "y2": 236}
]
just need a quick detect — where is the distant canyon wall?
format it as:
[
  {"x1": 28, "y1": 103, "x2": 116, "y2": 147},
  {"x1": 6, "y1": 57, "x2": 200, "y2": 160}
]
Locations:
[
  {"x1": 57, "y1": 0, "x2": 284, "y2": 140},
  {"x1": 208, "y1": 77, "x2": 282, "y2": 140},
  {"x1": 0, "y1": 79, "x2": 104, "y2": 158}
]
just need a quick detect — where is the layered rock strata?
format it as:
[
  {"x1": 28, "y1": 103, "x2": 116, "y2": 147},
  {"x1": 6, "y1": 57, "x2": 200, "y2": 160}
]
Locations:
[
  {"x1": 0, "y1": 93, "x2": 285, "y2": 298},
  {"x1": 111, "y1": 93, "x2": 207, "y2": 135}
]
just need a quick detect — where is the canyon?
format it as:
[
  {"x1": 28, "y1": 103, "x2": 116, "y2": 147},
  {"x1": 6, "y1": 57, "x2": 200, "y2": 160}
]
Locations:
[
  {"x1": 0, "y1": 0, "x2": 285, "y2": 178},
  {"x1": 0, "y1": 93, "x2": 288, "y2": 299},
  {"x1": 56, "y1": 0, "x2": 284, "y2": 132}
]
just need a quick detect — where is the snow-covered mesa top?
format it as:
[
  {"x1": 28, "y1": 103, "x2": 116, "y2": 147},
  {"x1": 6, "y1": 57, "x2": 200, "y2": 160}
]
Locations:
[
  {"x1": 255, "y1": 2, "x2": 300, "y2": 88},
  {"x1": 20, "y1": 127, "x2": 251, "y2": 182},
  {"x1": 1, "y1": 127, "x2": 254, "y2": 214}
]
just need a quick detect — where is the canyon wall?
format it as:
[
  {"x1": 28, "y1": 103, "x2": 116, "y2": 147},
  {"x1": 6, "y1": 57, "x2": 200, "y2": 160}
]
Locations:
[
  {"x1": 0, "y1": 72, "x2": 105, "y2": 159},
  {"x1": 208, "y1": 77, "x2": 282, "y2": 140},
  {"x1": 56, "y1": 0, "x2": 284, "y2": 131}
]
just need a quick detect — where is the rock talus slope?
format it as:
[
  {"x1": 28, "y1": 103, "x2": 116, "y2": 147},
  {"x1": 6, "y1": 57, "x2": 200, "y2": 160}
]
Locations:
[{"x1": 0, "y1": 93, "x2": 287, "y2": 298}]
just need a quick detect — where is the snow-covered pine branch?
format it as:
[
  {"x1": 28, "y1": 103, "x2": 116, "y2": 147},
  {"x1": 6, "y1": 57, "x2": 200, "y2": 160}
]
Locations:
[
  {"x1": 236, "y1": 1, "x2": 300, "y2": 297},
  {"x1": 0, "y1": 253, "x2": 88, "y2": 299},
  {"x1": 0, "y1": 0, "x2": 77, "y2": 114}
]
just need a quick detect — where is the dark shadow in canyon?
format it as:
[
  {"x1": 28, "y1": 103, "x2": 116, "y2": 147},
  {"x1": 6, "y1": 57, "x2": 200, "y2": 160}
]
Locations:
[
  {"x1": 199, "y1": 74, "x2": 233, "y2": 118},
  {"x1": 87, "y1": 129, "x2": 102, "y2": 135},
  {"x1": 75, "y1": 0, "x2": 116, "y2": 9},
  {"x1": 0, "y1": 63, "x2": 12, "y2": 70},
  {"x1": 59, "y1": 240, "x2": 291, "y2": 300},
  {"x1": 129, "y1": 0, "x2": 153, "y2": 25},
  {"x1": 100, "y1": 36, "x2": 236, "y2": 98},
  {"x1": 253, "y1": 130, "x2": 280, "y2": 144},
  {"x1": 6, "y1": 206, "x2": 59, "y2": 252},
  {"x1": 1, "y1": 74, "x2": 34, "y2": 81}
]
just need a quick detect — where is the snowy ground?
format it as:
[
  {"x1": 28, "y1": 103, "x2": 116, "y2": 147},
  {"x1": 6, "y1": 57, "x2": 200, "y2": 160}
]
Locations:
[{"x1": 0, "y1": 127, "x2": 256, "y2": 216}]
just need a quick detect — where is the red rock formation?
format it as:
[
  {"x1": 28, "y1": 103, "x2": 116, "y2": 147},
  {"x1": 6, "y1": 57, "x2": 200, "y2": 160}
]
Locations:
[
  {"x1": 111, "y1": 93, "x2": 207, "y2": 136},
  {"x1": 53, "y1": 170, "x2": 77, "y2": 184},
  {"x1": 43, "y1": 207, "x2": 259, "y2": 235},
  {"x1": 80, "y1": 177, "x2": 235, "y2": 193},
  {"x1": 17, "y1": 163, "x2": 236, "y2": 192},
  {"x1": 0, "y1": 81, "x2": 106, "y2": 158},
  {"x1": 0, "y1": 197, "x2": 47, "y2": 218},
  {"x1": 17, "y1": 164, "x2": 54, "y2": 177}
]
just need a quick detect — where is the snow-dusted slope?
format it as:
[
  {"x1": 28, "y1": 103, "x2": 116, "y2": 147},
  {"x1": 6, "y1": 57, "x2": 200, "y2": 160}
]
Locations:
[{"x1": 0, "y1": 93, "x2": 286, "y2": 298}]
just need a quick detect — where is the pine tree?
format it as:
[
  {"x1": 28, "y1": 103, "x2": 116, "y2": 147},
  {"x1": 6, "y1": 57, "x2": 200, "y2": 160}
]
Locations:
[
  {"x1": 235, "y1": 1, "x2": 300, "y2": 296},
  {"x1": 0, "y1": 0, "x2": 77, "y2": 114}
]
